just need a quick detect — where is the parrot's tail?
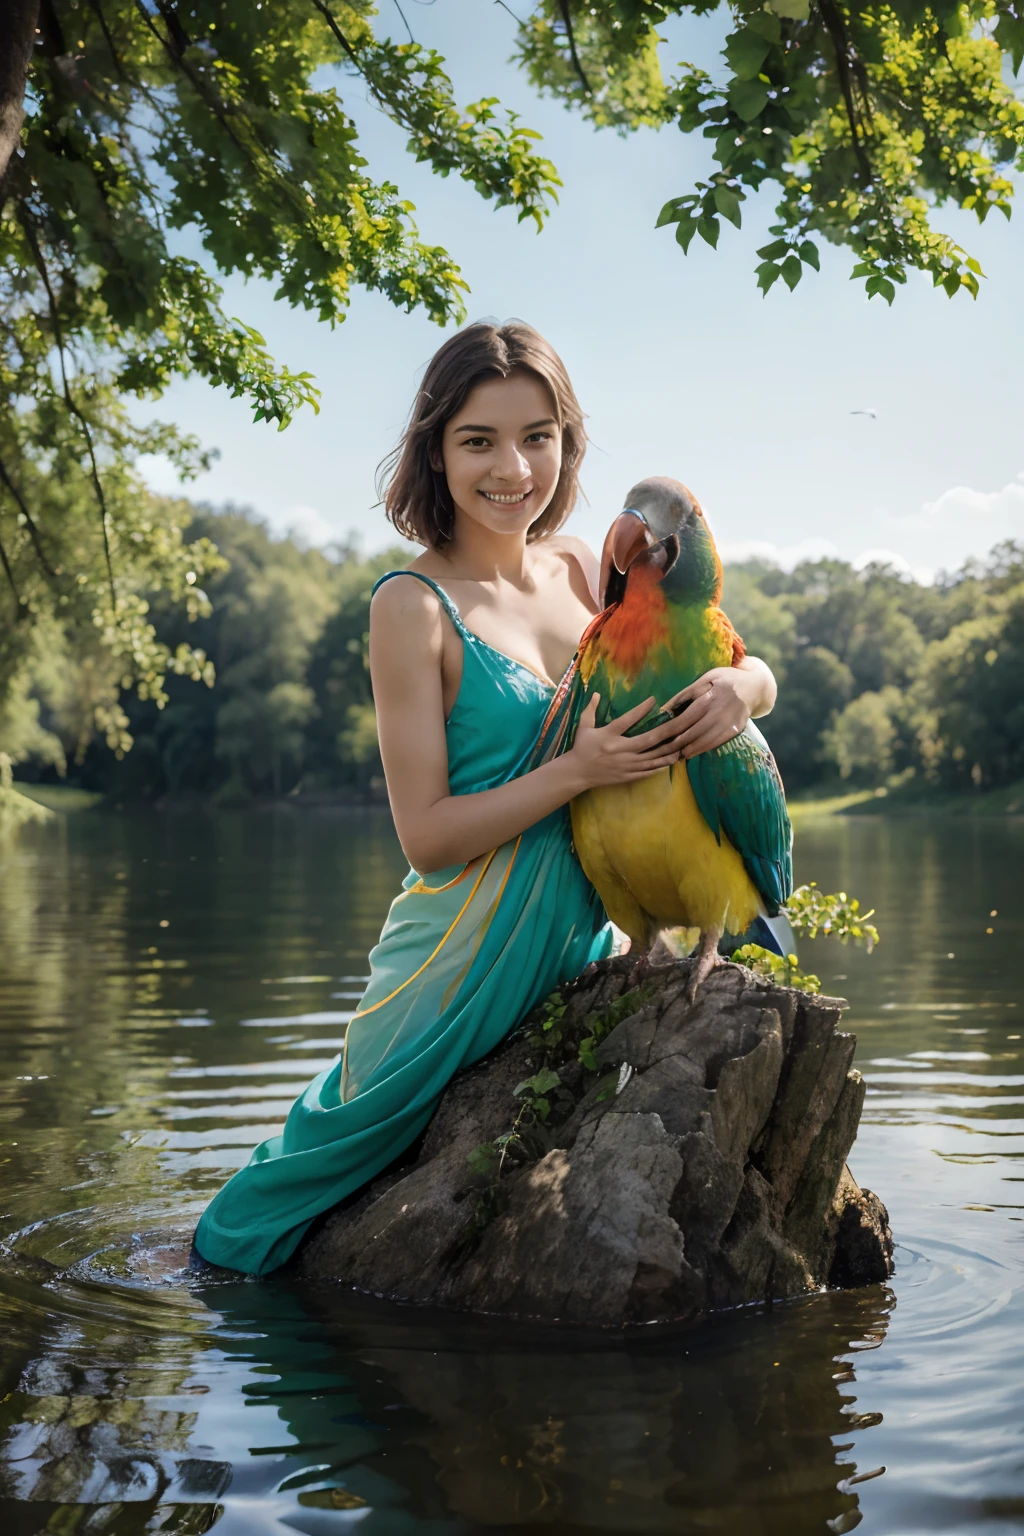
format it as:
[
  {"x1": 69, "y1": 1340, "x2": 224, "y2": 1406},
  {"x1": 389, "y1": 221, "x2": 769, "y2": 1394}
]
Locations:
[{"x1": 721, "y1": 910, "x2": 796, "y2": 959}]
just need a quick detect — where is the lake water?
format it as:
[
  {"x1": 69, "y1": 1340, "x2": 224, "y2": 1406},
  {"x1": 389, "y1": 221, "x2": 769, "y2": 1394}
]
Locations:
[{"x1": 1, "y1": 808, "x2": 1022, "y2": 1535}]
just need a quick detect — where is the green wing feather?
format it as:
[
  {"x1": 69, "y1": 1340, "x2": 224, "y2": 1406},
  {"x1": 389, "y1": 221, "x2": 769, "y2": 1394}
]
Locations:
[{"x1": 688, "y1": 723, "x2": 793, "y2": 914}]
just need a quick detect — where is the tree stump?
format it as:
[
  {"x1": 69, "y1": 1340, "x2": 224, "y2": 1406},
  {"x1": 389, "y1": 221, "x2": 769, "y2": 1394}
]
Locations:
[{"x1": 296, "y1": 956, "x2": 893, "y2": 1325}]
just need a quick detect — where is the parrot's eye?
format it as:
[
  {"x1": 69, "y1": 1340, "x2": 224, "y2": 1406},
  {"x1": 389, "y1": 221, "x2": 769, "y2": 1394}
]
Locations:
[{"x1": 658, "y1": 534, "x2": 680, "y2": 575}]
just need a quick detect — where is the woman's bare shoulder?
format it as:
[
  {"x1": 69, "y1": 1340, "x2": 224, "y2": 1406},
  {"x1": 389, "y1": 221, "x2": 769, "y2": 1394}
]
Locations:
[
  {"x1": 369, "y1": 569, "x2": 444, "y2": 645},
  {"x1": 546, "y1": 533, "x2": 600, "y2": 605}
]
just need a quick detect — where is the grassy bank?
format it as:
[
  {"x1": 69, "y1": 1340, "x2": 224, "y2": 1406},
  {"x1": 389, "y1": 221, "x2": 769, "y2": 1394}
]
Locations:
[
  {"x1": 790, "y1": 779, "x2": 1024, "y2": 820},
  {"x1": 10, "y1": 784, "x2": 105, "y2": 813}
]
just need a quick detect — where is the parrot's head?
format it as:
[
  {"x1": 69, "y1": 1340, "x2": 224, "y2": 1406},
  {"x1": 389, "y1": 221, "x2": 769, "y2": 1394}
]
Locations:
[{"x1": 599, "y1": 476, "x2": 721, "y2": 610}]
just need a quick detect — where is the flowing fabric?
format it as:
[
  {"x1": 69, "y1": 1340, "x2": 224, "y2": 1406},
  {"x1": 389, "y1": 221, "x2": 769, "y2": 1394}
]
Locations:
[{"x1": 194, "y1": 570, "x2": 612, "y2": 1275}]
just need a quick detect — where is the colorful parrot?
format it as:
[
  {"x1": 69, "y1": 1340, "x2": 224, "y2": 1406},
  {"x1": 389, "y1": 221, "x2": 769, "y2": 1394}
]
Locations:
[{"x1": 565, "y1": 477, "x2": 793, "y2": 998}]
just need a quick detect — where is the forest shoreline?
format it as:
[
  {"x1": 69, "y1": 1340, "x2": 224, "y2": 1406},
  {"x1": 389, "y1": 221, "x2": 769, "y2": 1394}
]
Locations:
[{"x1": 13, "y1": 778, "x2": 1024, "y2": 821}]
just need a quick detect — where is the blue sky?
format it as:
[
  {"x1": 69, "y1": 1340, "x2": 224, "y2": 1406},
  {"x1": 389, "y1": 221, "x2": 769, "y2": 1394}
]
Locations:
[{"x1": 142, "y1": 1, "x2": 1023, "y2": 582}]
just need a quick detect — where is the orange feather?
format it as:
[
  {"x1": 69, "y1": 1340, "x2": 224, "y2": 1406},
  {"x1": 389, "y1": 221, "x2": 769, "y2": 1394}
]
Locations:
[{"x1": 594, "y1": 563, "x2": 669, "y2": 681}]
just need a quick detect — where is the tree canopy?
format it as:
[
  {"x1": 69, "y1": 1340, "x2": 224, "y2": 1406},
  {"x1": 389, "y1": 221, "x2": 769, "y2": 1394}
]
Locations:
[
  {"x1": 1, "y1": 1, "x2": 1022, "y2": 735},
  {"x1": 519, "y1": 2, "x2": 1024, "y2": 300}
]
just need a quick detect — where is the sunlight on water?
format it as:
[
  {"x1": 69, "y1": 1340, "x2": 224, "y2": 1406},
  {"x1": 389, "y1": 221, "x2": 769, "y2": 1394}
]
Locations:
[{"x1": 0, "y1": 809, "x2": 1021, "y2": 1533}]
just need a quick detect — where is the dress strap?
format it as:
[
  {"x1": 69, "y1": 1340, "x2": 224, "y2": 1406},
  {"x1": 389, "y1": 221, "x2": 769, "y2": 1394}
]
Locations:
[{"x1": 371, "y1": 569, "x2": 469, "y2": 636}]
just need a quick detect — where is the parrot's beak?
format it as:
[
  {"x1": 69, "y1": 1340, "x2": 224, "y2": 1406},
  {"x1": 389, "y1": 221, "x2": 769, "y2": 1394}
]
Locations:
[{"x1": 600, "y1": 509, "x2": 655, "y2": 607}]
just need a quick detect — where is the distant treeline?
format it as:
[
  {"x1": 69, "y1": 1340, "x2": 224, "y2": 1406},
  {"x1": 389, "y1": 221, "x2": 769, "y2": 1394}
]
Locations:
[{"x1": 6, "y1": 504, "x2": 1023, "y2": 801}]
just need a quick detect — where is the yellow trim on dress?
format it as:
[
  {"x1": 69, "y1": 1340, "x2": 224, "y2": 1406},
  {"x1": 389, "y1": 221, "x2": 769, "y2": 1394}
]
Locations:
[
  {"x1": 403, "y1": 860, "x2": 479, "y2": 897},
  {"x1": 350, "y1": 847, "x2": 499, "y2": 1022}
]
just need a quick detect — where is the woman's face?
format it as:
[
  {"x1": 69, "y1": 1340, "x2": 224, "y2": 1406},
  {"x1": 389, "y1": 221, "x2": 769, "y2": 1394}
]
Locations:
[{"x1": 438, "y1": 370, "x2": 563, "y2": 542}]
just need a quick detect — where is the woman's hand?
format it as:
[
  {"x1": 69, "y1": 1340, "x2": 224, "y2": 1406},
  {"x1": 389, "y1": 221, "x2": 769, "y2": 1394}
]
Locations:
[
  {"x1": 566, "y1": 693, "x2": 688, "y2": 790},
  {"x1": 660, "y1": 664, "x2": 769, "y2": 759}
]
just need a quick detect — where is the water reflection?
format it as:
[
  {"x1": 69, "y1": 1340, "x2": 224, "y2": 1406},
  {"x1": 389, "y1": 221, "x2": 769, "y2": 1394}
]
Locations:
[
  {"x1": 1, "y1": 1260, "x2": 892, "y2": 1534},
  {"x1": 1, "y1": 809, "x2": 1023, "y2": 1532}
]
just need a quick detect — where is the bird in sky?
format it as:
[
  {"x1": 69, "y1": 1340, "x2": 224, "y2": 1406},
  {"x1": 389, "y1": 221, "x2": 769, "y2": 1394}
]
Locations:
[
  {"x1": 565, "y1": 478, "x2": 793, "y2": 1000},
  {"x1": 850, "y1": 408, "x2": 877, "y2": 418}
]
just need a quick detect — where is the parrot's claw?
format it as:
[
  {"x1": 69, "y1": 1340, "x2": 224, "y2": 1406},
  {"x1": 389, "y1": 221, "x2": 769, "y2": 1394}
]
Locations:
[
  {"x1": 685, "y1": 926, "x2": 724, "y2": 1005},
  {"x1": 629, "y1": 950, "x2": 654, "y2": 988}
]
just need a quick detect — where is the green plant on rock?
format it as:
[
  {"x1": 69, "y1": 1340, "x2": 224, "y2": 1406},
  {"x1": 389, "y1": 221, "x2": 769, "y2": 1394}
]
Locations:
[
  {"x1": 733, "y1": 881, "x2": 880, "y2": 993},
  {"x1": 465, "y1": 981, "x2": 654, "y2": 1222}
]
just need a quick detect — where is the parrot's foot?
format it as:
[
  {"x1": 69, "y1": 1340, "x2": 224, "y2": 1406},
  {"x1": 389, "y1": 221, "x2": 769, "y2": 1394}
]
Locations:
[
  {"x1": 628, "y1": 949, "x2": 654, "y2": 987},
  {"x1": 686, "y1": 926, "x2": 724, "y2": 1005}
]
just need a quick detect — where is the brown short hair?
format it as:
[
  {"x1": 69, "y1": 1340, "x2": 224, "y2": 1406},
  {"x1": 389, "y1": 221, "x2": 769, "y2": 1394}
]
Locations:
[{"x1": 378, "y1": 320, "x2": 586, "y2": 548}]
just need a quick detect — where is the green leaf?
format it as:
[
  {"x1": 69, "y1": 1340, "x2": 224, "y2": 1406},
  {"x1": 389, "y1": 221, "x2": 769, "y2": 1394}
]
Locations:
[
  {"x1": 757, "y1": 238, "x2": 790, "y2": 260},
  {"x1": 724, "y1": 30, "x2": 772, "y2": 82},
  {"x1": 656, "y1": 197, "x2": 691, "y2": 229},
  {"x1": 798, "y1": 239, "x2": 820, "y2": 271},
  {"x1": 766, "y1": 0, "x2": 810, "y2": 16},
  {"x1": 514, "y1": 1067, "x2": 562, "y2": 1098},
  {"x1": 675, "y1": 215, "x2": 699, "y2": 254},
  {"x1": 467, "y1": 1143, "x2": 499, "y2": 1177},
  {"x1": 780, "y1": 253, "x2": 802, "y2": 290},
  {"x1": 746, "y1": 12, "x2": 782, "y2": 44},
  {"x1": 698, "y1": 215, "x2": 720, "y2": 248},
  {"x1": 728, "y1": 78, "x2": 770, "y2": 123},
  {"x1": 714, "y1": 184, "x2": 743, "y2": 227},
  {"x1": 756, "y1": 260, "x2": 781, "y2": 294},
  {"x1": 995, "y1": 14, "x2": 1024, "y2": 74}
]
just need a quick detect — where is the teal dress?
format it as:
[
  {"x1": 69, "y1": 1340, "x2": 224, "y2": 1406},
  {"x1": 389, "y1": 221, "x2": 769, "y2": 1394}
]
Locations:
[{"x1": 194, "y1": 571, "x2": 612, "y2": 1275}]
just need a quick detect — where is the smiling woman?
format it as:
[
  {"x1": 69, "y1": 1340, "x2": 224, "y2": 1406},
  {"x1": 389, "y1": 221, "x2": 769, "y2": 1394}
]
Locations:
[{"x1": 192, "y1": 320, "x2": 777, "y2": 1276}]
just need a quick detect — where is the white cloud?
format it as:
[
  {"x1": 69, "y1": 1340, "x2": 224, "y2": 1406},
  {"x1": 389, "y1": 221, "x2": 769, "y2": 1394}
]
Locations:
[
  {"x1": 719, "y1": 536, "x2": 840, "y2": 569},
  {"x1": 721, "y1": 474, "x2": 1023, "y2": 580},
  {"x1": 282, "y1": 504, "x2": 340, "y2": 548},
  {"x1": 883, "y1": 473, "x2": 1024, "y2": 574}
]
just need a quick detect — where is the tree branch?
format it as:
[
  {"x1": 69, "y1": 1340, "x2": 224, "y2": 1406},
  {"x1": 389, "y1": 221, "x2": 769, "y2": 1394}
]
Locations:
[
  {"x1": 0, "y1": 520, "x2": 27, "y2": 612},
  {"x1": 19, "y1": 212, "x2": 117, "y2": 610},
  {"x1": 0, "y1": 449, "x2": 57, "y2": 580},
  {"x1": 558, "y1": 0, "x2": 593, "y2": 98},
  {"x1": 817, "y1": 0, "x2": 872, "y2": 184},
  {"x1": 86, "y1": 0, "x2": 129, "y2": 81},
  {"x1": 0, "y1": 0, "x2": 40, "y2": 196}
]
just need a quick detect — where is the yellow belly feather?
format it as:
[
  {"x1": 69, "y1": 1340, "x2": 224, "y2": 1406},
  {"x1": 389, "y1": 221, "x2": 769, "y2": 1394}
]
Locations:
[{"x1": 570, "y1": 764, "x2": 760, "y2": 949}]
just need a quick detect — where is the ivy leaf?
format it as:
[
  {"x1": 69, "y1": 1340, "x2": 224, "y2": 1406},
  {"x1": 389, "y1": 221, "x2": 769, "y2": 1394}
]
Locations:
[
  {"x1": 514, "y1": 1067, "x2": 562, "y2": 1098},
  {"x1": 864, "y1": 273, "x2": 896, "y2": 303},
  {"x1": 467, "y1": 1143, "x2": 499, "y2": 1177},
  {"x1": 780, "y1": 253, "x2": 802, "y2": 290},
  {"x1": 756, "y1": 260, "x2": 782, "y2": 294},
  {"x1": 798, "y1": 239, "x2": 820, "y2": 271}
]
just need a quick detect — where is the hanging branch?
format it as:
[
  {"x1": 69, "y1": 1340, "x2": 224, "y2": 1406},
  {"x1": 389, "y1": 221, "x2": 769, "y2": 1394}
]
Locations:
[
  {"x1": 817, "y1": 0, "x2": 872, "y2": 184},
  {"x1": 310, "y1": 0, "x2": 366, "y2": 74},
  {"x1": 0, "y1": 449, "x2": 58, "y2": 580},
  {"x1": 19, "y1": 214, "x2": 117, "y2": 611},
  {"x1": 0, "y1": 516, "x2": 27, "y2": 612},
  {"x1": 558, "y1": 0, "x2": 593, "y2": 98},
  {"x1": 391, "y1": 0, "x2": 415, "y2": 45},
  {"x1": 86, "y1": 0, "x2": 129, "y2": 81}
]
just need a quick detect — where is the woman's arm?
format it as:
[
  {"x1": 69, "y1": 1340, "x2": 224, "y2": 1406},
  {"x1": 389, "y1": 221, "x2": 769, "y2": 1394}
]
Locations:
[
  {"x1": 370, "y1": 578, "x2": 691, "y2": 873},
  {"x1": 661, "y1": 656, "x2": 778, "y2": 760}
]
